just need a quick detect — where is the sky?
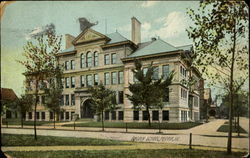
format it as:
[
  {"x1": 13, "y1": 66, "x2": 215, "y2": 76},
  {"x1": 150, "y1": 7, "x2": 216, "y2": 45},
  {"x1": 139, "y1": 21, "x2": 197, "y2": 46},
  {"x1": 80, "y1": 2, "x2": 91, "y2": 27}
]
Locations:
[{"x1": 1, "y1": 1, "x2": 223, "y2": 99}]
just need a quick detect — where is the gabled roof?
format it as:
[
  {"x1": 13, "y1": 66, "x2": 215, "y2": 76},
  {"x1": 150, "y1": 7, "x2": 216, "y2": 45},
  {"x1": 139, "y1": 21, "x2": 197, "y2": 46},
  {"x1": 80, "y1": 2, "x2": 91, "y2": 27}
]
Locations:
[
  {"x1": 0, "y1": 88, "x2": 18, "y2": 101},
  {"x1": 106, "y1": 32, "x2": 129, "y2": 44},
  {"x1": 128, "y1": 39, "x2": 179, "y2": 58}
]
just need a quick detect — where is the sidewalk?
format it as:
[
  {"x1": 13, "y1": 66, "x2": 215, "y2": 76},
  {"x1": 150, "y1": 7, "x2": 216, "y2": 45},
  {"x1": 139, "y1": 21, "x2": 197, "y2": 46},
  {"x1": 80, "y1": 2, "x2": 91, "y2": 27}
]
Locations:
[
  {"x1": 2, "y1": 125, "x2": 248, "y2": 150},
  {"x1": 2, "y1": 142, "x2": 246, "y2": 152}
]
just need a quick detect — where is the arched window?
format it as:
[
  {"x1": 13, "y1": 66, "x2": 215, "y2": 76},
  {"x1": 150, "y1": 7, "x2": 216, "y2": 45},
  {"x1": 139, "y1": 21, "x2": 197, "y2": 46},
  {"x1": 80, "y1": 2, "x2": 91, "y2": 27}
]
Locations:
[
  {"x1": 80, "y1": 53, "x2": 85, "y2": 68},
  {"x1": 86, "y1": 51, "x2": 92, "y2": 67},
  {"x1": 93, "y1": 51, "x2": 98, "y2": 66}
]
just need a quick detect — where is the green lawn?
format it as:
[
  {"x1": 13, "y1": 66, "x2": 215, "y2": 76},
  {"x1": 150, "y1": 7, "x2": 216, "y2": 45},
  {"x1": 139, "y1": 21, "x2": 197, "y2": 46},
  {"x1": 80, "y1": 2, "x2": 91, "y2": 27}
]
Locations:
[
  {"x1": 2, "y1": 134, "x2": 128, "y2": 146},
  {"x1": 217, "y1": 122, "x2": 247, "y2": 133},
  {"x1": 63, "y1": 122, "x2": 202, "y2": 129},
  {"x1": 2, "y1": 118, "x2": 66, "y2": 126},
  {"x1": 5, "y1": 149, "x2": 246, "y2": 158}
]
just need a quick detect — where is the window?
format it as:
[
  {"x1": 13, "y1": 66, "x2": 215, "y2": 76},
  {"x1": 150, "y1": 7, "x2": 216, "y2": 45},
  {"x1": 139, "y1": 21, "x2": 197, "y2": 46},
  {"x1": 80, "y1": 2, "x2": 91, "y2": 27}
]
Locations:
[
  {"x1": 71, "y1": 112, "x2": 75, "y2": 120},
  {"x1": 36, "y1": 112, "x2": 40, "y2": 119},
  {"x1": 118, "y1": 91, "x2": 124, "y2": 104},
  {"x1": 152, "y1": 66, "x2": 159, "y2": 80},
  {"x1": 6, "y1": 110, "x2": 11, "y2": 119},
  {"x1": 111, "y1": 53, "x2": 117, "y2": 64},
  {"x1": 194, "y1": 96, "x2": 199, "y2": 107},
  {"x1": 152, "y1": 111, "x2": 159, "y2": 121},
  {"x1": 81, "y1": 75, "x2": 85, "y2": 87},
  {"x1": 181, "y1": 110, "x2": 187, "y2": 122},
  {"x1": 181, "y1": 88, "x2": 187, "y2": 99},
  {"x1": 60, "y1": 112, "x2": 64, "y2": 120},
  {"x1": 133, "y1": 111, "x2": 139, "y2": 120},
  {"x1": 60, "y1": 95, "x2": 64, "y2": 106},
  {"x1": 86, "y1": 75, "x2": 93, "y2": 86},
  {"x1": 111, "y1": 111, "x2": 116, "y2": 120},
  {"x1": 105, "y1": 111, "x2": 109, "y2": 120},
  {"x1": 94, "y1": 74, "x2": 99, "y2": 85},
  {"x1": 104, "y1": 54, "x2": 110, "y2": 65},
  {"x1": 65, "y1": 95, "x2": 69, "y2": 105},
  {"x1": 71, "y1": 60, "x2": 75, "y2": 70},
  {"x1": 104, "y1": 73, "x2": 110, "y2": 85},
  {"x1": 71, "y1": 94, "x2": 75, "y2": 105},
  {"x1": 111, "y1": 72, "x2": 117, "y2": 84},
  {"x1": 163, "y1": 88, "x2": 169, "y2": 102},
  {"x1": 65, "y1": 77, "x2": 70, "y2": 88},
  {"x1": 94, "y1": 52, "x2": 98, "y2": 66},
  {"x1": 71, "y1": 77, "x2": 75, "y2": 88},
  {"x1": 28, "y1": 112, "x2": 32, "y2": 119},
  {"x1": 65, "y1": 61, "x2": 70, "y2": 70},
  {"x1": 81, "y1": 54, "x2": 85, "y2": 68},
  {"x1": 143, "y1": 68, "x2": 148, "y2": 76},
  {"x1": 180, "y1": 65, "x2": 187, "y2": 77},
  {"x1": 50, "y1": 112, "x2": 54, "y2": 120},
  {"x1": 41, "y1": 96, "x2": 45, "y2": 104},
  {"x1": 162, "y1": 110, "x2": 169, "y2": 121},
  {"x1": 61, "y1": 78, "x2": 64, "y2": 88},
  {"x1": 118, "y1": 111, "x2": 124, "y2": 120},
  {"x1": 66, "y1": 112, "x2": 69, "y2": 120},
  {"x1": 118, "y1": 71, "x2": 124, "y2": 84},
  {"x1": 42, "y1": 112, "x2": 45, "y2": 120},
  {"x1": 86, "y1": 52, "x2": 92, "y2": 67},
  {"x1": 143, "y1": 111, "x2": 149, "y2": 120},
  {"x1": 163, "y1": 65, "x2": 169, "y2": 79}
]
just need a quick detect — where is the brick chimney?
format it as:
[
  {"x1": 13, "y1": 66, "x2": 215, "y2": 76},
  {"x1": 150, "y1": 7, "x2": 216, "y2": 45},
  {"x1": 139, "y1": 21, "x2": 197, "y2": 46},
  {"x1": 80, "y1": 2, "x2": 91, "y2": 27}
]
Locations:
[
  {"x1": 65, "y1": 34, "x2": 75, "y2": 49},
  {"x1": 131, "y1": 17, "x2": 141, "y2": 45}
]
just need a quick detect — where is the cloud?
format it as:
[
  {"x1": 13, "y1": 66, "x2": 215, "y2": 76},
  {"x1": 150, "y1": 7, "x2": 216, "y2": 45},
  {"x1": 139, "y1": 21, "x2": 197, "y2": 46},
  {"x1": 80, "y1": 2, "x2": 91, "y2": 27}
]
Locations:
[
  {"x1": 153, "y1": 11, "x2": 189, "y2": 39},
  {"x1": 141, "y1": 1, "x2": 158, "y2": 8},
  {"x1": 117, "y1": 24, "x2": 130, "y2": 33},
  {"x1": 140, "y1": 11, "x2": 189, "y2": 42},
  {"x1": 25, "y1": 23, "x2": 55, "y2": 40}
]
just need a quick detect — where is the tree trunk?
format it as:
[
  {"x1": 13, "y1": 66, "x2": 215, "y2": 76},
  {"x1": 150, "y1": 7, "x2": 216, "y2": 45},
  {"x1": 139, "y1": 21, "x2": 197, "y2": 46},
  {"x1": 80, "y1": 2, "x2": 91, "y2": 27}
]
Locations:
[
  {"x1": 237, "y1": 112, "x2": 240, "y2": 137},
  {"x1": 21, "y1": 113, "x2": 24, "y2": 128},
  {"x1": 54, "y1": 111, "x2": 56, "y2": 129},
  {"x1": 34, "y1": 77, "x2": 40, "y2": 141},
  {"x1": 101, "y1": 111, "x2": 104, "y2": 131},
  {"x1": 147, "y1": 106, "x2": 151, "y2": 127},
  {"x1": 227, "y1": 16, "x2": 236, "y2": 155}
]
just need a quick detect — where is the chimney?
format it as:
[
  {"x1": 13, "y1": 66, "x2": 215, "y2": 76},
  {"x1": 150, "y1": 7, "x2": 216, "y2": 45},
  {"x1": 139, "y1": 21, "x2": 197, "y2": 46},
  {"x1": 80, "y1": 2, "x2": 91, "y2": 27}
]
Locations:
[
  {"x1": 65, "y1": 34, "x2": 75, "y2": 49},
  {"x1": 131, "y1": 17, "x2": 141, "y2": 45}
]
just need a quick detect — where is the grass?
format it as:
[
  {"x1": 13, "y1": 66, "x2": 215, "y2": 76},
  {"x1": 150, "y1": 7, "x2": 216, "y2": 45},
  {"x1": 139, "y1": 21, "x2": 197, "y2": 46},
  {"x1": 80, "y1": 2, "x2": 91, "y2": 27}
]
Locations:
[
  {"x1": 2, "y1": 118, "x2": 66, "y2": 126},
  {"x1": 1, "y1": 134, "x2": 128, "y2": 146},
  {"x1": 217, "y1": 122, "x2": 247, "y2": 133},
  {"x1": 63, "y1": 121, "x2": 202, "y2": 129},
  {"x1": 5, "y1": 149, "x2": 246, "y2": 158}
]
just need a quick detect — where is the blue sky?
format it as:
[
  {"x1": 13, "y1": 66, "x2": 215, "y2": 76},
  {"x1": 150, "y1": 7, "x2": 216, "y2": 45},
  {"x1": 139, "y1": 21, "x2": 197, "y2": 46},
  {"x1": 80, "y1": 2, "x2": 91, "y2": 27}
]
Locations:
[{"x1": 1, "y1": 1, "x2": 200, "y2": 96}]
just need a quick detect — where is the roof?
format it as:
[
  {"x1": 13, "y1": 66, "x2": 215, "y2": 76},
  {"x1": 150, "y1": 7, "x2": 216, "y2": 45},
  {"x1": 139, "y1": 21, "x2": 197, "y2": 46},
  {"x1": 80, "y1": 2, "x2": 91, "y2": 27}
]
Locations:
[
  {"x1": 59, "y1": 46, "x2": 75, "y2": 54},
  {"x1": 176, "y1": 44, "x2": 193, "y2": 51},
  {"x1": 0, "y1": 88, "x2": 18, "y2": 101},
  {"x1": 106, "y1": 32, "x2": 129, "y2": 44},
  {"x1": 128, "y1": 39, "x2": 179, "y2": 58},
  {"x1": 60, "y1": 32, "x2": 129, "y2": 54}
]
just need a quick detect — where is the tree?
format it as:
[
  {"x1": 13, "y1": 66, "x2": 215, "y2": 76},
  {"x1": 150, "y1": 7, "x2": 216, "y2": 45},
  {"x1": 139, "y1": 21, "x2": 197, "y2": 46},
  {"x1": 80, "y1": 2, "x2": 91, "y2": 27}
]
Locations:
[
  {"x1": 15, "y1": 94, "x2": 34, "y2": 128},
  {"x1": 44, "y1": 66, "x2": 63, "y2": 129},
  {"x1": 187, "y1": 0, "x2": 248, "y2": 153},
  {"x1": 88, "y1": 83, "x2": 117, "y2": 131},
  {"x1": 18, "y1": 27, "x2": 62, "y2": 140},
  {"x1": 126, "y1": 60, "x2": 174, "y2": 126}
]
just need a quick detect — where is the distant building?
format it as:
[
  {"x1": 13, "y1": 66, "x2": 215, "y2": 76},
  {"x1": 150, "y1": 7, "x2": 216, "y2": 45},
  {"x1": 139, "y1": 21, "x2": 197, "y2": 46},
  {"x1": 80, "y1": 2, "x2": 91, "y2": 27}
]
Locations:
[
  {"x1": 1, "y1": 88, "x2": 18, "y2": 119},
  {"x1": 25, "y1": 17, "x2": 203, "y2": 122}
]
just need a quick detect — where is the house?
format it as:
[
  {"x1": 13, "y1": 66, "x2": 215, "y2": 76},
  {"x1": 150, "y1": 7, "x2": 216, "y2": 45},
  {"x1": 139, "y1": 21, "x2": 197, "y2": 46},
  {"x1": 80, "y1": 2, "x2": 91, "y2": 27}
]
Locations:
[
  {"x1": 1, "y1": 88, "x2": 18, "y2": 119},
  {"x1": 25, "y1": 17, "x2": 203, "y2": 122}
]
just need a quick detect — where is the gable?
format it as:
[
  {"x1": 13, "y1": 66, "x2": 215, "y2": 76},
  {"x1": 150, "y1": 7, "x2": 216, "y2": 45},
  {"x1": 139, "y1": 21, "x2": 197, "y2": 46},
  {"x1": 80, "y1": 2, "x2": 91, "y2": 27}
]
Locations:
[{"x1": 72, "y1": 28, "x2": 110, "y2": 45}]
